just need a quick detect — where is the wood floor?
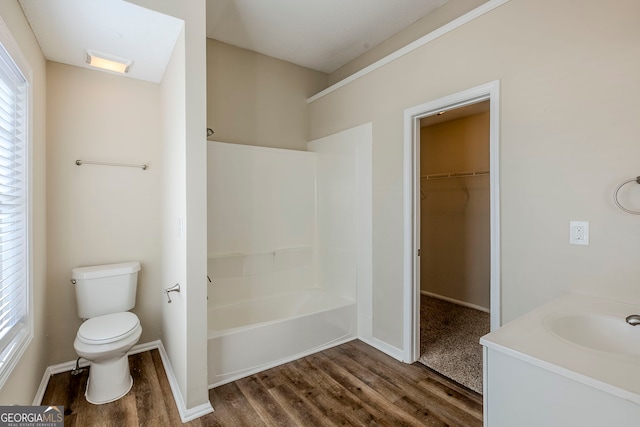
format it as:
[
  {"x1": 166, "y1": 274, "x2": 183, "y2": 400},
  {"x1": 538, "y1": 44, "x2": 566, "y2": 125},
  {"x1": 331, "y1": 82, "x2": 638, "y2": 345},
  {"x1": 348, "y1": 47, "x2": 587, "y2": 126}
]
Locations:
[{"x1": 42, "y1": 340, "x2": 483, "y2": 426}]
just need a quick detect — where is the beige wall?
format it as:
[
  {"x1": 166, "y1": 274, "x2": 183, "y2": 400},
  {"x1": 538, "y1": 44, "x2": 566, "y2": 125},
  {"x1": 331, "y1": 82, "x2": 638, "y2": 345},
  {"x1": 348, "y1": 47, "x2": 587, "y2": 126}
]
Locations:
[
  {"x1": 328, "y1": 0, "x2": 488, "y2": 85},
  {"x1": 45, "y1": 62, "x2": 163, "y2": 363},
  {"x1": 420, "y1": 112, "x2": 490, "y2": 309},
  {"x1": 129, "y1": 0, "x2": 211, "y2": 413},
  {"x1": 0, "y1": 0, "x2": 47, "y2": 405},
  {"x1": 309, "y1": 0, "x2": 640, "y2": 350},
  {"x1": 207, "y1": 39, "x2": 327, "y2": 150},
  {"x1": 158, "y1": 28, "x2": 190, "y2": 407}
]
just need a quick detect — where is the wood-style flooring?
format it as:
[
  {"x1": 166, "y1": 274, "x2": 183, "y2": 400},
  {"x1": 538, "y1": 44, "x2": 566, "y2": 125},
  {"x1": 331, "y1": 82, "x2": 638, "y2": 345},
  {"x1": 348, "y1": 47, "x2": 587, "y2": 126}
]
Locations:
[{"x1": 42, "y1": 340, "x2": 482, "y2": 426}]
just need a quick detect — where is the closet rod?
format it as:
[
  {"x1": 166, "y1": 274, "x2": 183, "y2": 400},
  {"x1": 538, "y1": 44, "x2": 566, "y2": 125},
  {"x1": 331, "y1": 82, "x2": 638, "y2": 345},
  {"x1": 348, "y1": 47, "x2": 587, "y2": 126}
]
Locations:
[
  {"x1": 75, "y1": 160, "x2": 148, "y2": 170},
  {"x1": 421, "y1": 170, "x2": 489, "y2": 181}
]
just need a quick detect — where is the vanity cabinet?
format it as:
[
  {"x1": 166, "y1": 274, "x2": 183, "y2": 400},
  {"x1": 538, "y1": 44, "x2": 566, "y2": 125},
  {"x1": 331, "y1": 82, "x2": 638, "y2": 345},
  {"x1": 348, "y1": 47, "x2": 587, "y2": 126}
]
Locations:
[
  {"x1": 483, "y1": 347, "x2": 640, "y2": 427},
  {"x1": 481, "y1": 293, "x2": 640, "y2": 427}
]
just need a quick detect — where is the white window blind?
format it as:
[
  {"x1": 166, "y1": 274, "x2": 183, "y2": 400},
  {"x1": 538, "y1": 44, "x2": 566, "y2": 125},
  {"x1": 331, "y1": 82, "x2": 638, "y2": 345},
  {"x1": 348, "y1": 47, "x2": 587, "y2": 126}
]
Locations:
[{"x1": 0, "y1": 39, "x2": 30, "y2": 387}]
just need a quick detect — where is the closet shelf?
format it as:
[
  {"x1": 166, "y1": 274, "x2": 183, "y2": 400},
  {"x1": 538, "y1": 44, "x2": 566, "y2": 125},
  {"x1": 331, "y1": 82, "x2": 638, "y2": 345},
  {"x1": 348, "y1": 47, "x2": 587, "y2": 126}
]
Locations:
[{"x1": 421, "y1": 170, "x2": 489, "y2": 181}]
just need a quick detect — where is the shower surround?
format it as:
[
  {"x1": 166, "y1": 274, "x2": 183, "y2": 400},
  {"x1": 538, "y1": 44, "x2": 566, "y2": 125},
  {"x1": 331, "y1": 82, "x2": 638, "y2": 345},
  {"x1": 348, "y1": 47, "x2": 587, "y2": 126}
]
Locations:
[{"x1": 206, "y1": 124, "x2": 372, "y2": 387}]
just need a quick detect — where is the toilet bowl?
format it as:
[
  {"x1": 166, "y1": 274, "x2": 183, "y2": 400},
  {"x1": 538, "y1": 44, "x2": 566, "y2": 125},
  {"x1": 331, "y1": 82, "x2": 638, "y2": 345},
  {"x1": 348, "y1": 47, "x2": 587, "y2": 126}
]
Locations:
[
  {"x1": 73, "y1": 311, "x2": 142, "y2": 404},
  {"x1": 72, "y1": 261, "x2": 142, "y2": 404}
]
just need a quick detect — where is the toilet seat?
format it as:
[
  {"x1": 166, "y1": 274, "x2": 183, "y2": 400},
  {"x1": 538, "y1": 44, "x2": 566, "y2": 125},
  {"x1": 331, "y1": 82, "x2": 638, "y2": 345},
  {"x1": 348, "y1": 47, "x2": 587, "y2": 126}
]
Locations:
[{"x1": 77, "y1": 312, "x2": 140, "y2": 345}]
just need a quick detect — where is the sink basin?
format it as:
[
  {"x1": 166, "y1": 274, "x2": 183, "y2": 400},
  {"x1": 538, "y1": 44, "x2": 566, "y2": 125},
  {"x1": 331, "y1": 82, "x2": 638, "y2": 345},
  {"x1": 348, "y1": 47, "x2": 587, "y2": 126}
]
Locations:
[{"x1": 544, "y1": 313, "x2": 640, "y2": 357}]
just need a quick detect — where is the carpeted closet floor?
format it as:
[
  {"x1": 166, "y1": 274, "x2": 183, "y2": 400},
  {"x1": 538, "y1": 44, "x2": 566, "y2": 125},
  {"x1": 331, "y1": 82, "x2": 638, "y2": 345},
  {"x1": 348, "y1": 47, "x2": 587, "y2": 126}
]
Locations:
[{"x1": 418, "y1": 295, "x2": 490, "y2": 394}]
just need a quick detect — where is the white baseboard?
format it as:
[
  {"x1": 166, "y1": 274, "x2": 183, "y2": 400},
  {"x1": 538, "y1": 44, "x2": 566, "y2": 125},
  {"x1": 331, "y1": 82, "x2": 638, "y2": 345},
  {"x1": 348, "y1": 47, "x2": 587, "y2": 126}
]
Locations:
[
  {"x1": 155, "y1": 340, "x2": 214, "y2": 422},
  {"x1": 32, "y1": 340, "x2": 159, "y2": 406},
  {"x1": 128, "y1": 340, "x2": 160, "y2": 355},
  {"x1": 32, "y1": 365, "x2": 70, "y2": 406},
  {"x1": 32, "y1": 340, "x2": 214, "y2": 423},
  {"x1": 421, "y1": 290, "x2": 490, "y2": 313},
  {"x1": 362, "y1": 337, "x2": 404, "y2": 362}
]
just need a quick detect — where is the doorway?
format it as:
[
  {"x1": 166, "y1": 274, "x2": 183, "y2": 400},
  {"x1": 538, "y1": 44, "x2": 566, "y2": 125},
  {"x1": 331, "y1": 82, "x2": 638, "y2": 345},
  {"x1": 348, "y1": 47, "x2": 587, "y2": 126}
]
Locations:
[
  {"x1": 417, "y1": 100, "x2": 490, "y2": 393},
  {"x1": 402, "y1": 81, "x2": 501, "y2": 377}
]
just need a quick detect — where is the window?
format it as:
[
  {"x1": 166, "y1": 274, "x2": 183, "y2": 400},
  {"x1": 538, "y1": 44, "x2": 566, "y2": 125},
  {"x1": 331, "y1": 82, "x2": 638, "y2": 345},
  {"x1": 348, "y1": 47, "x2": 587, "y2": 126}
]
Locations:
[{"x1": 0, "y1": 32, "x2": 31, "y2": 389}]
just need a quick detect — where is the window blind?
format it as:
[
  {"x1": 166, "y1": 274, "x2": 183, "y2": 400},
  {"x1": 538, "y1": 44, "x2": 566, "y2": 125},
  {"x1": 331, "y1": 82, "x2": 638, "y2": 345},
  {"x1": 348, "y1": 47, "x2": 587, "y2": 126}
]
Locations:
[{"x1": 0, "y1": 41, "x2": 29, "y2": 377}]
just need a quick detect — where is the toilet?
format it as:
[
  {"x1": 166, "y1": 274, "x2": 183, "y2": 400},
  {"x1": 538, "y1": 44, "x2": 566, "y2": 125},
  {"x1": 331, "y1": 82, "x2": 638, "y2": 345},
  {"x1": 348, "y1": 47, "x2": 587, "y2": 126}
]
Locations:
[{"x1": 72, "y1": 261, "x2": 143, "y2": 405}]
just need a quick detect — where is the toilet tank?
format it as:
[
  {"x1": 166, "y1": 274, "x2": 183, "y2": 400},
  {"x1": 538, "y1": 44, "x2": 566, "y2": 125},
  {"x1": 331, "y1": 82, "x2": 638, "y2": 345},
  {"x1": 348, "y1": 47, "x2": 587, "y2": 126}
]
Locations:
[{"x1": 73, "y1": 261, "x2": 141, "y2": 319}]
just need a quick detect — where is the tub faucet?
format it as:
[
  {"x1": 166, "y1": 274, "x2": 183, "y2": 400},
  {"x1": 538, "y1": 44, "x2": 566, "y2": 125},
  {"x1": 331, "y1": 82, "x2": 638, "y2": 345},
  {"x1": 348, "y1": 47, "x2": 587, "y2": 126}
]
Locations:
[{"x1": 625, "y1": 314, "x2": 640, "y2": 326}]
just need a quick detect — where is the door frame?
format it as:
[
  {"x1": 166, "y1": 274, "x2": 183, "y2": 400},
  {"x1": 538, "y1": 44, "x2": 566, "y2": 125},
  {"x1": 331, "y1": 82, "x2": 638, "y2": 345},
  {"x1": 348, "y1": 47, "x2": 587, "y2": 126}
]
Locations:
[{"x1": 402, "y1": 80, "x2": 501, "y2": 363}]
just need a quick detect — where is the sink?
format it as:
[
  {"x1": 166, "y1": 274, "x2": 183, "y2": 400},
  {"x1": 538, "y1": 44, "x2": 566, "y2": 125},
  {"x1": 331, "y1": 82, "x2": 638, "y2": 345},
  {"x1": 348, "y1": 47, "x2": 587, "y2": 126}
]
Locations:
[{"x1": 544, "y1": 313, "x2": 640, "y2": 357}]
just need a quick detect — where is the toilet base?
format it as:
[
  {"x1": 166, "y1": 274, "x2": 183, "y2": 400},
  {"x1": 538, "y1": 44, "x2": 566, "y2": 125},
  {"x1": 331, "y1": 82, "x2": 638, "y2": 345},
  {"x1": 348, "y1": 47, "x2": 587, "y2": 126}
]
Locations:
[{"x1": 85, "y1": 355, "x2": 133, "y2": 405}]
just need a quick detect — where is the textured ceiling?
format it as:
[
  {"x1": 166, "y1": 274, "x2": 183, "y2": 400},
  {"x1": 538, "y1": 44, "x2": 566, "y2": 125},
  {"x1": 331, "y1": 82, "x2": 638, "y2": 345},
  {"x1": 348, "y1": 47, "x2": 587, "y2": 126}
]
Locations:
[
  {"x1": 207, "y1": 0, "x2": 449, "y2": 73},
  {"x1": 19, "y1": 0, "x2": 451, "y2": 81},
  {"x1": 19, "y1": 0, "x2": 183, "y2": 83}
]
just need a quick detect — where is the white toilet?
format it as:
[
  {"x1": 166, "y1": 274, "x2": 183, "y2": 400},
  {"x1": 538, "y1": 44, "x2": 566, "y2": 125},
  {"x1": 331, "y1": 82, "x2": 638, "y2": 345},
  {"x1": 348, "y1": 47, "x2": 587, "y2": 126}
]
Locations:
[{"x1": 72, "y1": 261, "x2": 143, "y2": 405}]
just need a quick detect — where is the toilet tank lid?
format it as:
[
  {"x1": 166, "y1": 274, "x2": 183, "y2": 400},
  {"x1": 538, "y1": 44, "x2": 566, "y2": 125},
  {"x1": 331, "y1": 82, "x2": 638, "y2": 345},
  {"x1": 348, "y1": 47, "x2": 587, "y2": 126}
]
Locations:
[{"x1": 72, "y1": 261, "x2": 141, "y2": 280}]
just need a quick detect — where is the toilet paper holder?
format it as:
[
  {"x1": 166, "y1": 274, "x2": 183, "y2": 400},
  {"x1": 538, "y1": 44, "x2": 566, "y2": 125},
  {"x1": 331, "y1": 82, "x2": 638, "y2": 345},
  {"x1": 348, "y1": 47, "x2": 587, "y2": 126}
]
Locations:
[{"x1": 164, "y1": 283, "x2": 180, "y2": 303}]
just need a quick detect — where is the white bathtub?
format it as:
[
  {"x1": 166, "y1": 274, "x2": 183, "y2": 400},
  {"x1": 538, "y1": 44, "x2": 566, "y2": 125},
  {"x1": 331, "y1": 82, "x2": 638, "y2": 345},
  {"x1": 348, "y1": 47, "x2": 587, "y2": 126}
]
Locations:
[{"x1": 207, "y1": 288, "x2": 356, "y2": 387}]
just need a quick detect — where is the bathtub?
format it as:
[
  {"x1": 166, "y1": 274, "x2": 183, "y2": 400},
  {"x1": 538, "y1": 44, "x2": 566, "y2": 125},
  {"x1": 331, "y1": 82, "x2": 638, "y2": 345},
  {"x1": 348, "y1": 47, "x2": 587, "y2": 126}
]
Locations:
[{"x1": 207, "y1": 288, "x2": 356, "y2": 387}]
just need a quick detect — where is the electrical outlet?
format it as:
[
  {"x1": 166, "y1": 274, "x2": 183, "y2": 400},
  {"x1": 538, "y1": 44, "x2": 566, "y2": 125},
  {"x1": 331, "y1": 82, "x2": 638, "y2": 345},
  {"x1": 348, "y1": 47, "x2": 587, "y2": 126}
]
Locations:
[{"x1": 569, "y1": 221, "x2": 589, "y2": 245}]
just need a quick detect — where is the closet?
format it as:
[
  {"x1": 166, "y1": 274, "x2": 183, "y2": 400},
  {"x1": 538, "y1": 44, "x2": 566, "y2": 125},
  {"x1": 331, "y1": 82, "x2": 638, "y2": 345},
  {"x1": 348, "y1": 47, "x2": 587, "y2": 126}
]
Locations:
[{"x1": 417, "y1": 100, "x2": 490, "y2": 394}]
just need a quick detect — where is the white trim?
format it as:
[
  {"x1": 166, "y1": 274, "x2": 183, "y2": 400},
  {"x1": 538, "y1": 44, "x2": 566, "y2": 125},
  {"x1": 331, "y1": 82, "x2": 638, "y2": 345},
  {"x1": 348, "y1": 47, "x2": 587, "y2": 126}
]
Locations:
[
  {"x1": 307, "y1": 0, "x2": 511, "y2": 103},
  {"x1": 32, "y1": 340, "x2": 159, "y2": 405},
  {"x1": 32, "y1": 369, "x2": 49, "y2": 405},
  {"x1": 32, "y1": 340, "x2": 214, "y2": 423},
  {"x1": 0, "y1": 13, "x2": 32, "y2": 78},
  {"x1": 483, "y1": 346, "x2": 489, "y2": 426},
  {"x1": 0, "y1": 12, "x2": 34, "y2": 392},
  {"x1": 180, "y1": 401, "x2": 216, "y2": 423},
  {"x1": 421, "y1": 290, "x2": 490, "y2": 314},
  {"x1": 128, "y1": 340, "x2": 160, "y2": 355},
  {"x1": 403, "y1": 100, "x2": 417, "y2": 363},
  {"x1": 488, "y1": 84, "x2": 502, "y2": 333},
  {"x1": 154, "y1": 340, "x2": 214, "y2": 422},
  {"x1": 32, "y1": 363, "x2": 74, "y2": 406},
  {"x1": 403, "y1": 80, "x2": 501, "y2": 364},
  {"x1": 362, "y1": 337, "x2": 404, "y2": 362}
]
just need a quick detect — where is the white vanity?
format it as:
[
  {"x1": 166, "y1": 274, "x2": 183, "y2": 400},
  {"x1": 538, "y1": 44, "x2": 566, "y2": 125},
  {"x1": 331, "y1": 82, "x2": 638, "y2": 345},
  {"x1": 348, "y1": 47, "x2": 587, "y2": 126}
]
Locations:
[{"x1": 481, "y1": 293, "x2": 640, "y2": 426}]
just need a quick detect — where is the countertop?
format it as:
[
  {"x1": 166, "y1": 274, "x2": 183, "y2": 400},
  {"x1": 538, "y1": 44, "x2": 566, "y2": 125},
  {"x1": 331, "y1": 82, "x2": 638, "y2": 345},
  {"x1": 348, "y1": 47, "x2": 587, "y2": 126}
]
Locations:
[{"x1": 481, "y1": 293, "x2": 640, "y2": 404}]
